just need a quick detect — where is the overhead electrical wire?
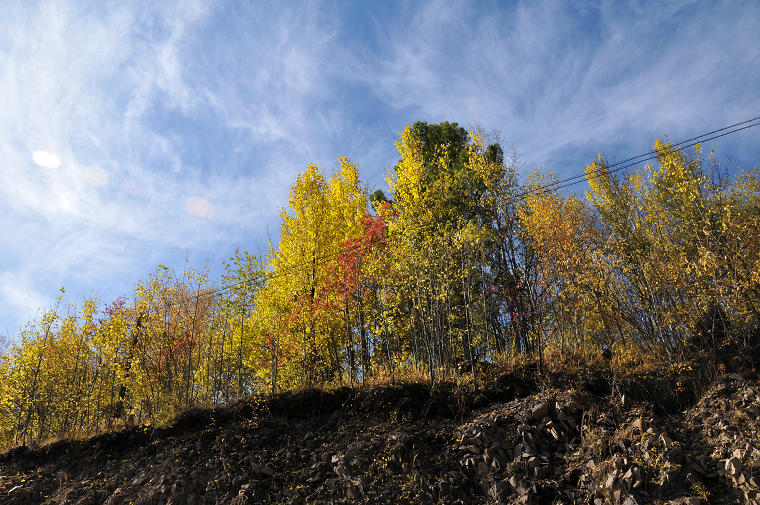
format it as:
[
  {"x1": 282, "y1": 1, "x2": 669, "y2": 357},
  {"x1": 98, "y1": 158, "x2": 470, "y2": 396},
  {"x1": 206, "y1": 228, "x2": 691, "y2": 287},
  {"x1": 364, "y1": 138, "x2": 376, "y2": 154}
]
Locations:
[
  {"x1": 159, "y1": 114, "x2": 760, "y2": 308},
  {"x1": 529, "y1": 114, "x2": 760, "y2": 197}
]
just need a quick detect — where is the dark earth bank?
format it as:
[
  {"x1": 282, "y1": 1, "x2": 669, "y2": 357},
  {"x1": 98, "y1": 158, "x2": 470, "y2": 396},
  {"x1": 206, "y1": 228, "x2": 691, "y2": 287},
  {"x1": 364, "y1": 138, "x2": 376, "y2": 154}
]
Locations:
[{"x1": 1, "y1": 366, "x2": 759, "y2": 505}]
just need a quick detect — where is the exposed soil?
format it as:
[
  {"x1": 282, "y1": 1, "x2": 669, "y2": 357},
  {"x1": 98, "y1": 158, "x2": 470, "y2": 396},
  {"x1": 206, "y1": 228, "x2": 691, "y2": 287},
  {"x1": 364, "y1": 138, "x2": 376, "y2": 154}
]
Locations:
[{"x1": 1, "y1": 366, "x2": 758, "y2": 504}]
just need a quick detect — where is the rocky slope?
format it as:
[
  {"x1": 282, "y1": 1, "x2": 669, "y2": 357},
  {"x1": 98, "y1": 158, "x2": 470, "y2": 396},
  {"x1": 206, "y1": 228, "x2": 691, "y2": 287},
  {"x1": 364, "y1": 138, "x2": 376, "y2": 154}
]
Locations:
[{"x1": 1, "y1": 369, "x2": 758, "y2": 505}]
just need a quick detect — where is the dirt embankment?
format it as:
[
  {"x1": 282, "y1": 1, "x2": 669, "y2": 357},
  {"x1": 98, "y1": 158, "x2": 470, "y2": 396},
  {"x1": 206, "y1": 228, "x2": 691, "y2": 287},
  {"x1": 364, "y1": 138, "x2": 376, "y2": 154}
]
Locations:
[{"x1": 1, "y1": 369, "x2": 759, "y2": 505}]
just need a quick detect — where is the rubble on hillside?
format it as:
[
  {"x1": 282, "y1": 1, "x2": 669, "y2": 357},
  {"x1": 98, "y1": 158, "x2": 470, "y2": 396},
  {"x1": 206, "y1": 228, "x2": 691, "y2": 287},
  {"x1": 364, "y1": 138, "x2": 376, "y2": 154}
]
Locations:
[
  {"x1": 453, "y1": 375, "x2": 760, "y2": 505},
  {"x1": 0, "y1": 373, "x2": 758, "y2": 504}
]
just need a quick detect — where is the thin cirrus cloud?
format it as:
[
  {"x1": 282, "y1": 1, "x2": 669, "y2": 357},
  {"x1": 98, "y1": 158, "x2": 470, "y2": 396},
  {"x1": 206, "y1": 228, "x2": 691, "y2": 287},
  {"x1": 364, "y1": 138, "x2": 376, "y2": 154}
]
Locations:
[
  {"x1": 0, "y1": 2, "x2": 215, "y2": 332},
  {"x1": 0, "y1": 0, "x2": 759, "y2": 336},
  {"x1": 0, "y1": 272, "x2": 50, "y2": 334},
  {"x1": 0, "y1": 1, "x2": 360, "y2": 334},
  {"x1": 366, "y1": 0, "x2": 760, "y2": 169}
]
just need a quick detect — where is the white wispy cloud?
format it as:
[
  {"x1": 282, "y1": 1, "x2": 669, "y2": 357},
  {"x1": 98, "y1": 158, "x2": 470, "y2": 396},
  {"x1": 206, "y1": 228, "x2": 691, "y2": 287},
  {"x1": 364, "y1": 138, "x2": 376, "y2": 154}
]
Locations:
[
  {"x1": 0, "y1": 271, "x2": 51, "y2": 333},
  {"x1": 0, "y1": 2, "x2": 225, "y2": 332},
  {"x1": 366, "y1": 0, "x2": 760, "y2": 170},
  {"x1": 0, "y1": 1, "x2": 367, "y2": 333}
]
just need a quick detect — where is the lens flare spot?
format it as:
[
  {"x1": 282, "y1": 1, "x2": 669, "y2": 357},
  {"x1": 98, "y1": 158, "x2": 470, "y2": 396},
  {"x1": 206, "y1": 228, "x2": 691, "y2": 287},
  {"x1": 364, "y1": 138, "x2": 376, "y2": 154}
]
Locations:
[
  {"x1": 186, "y1": 196, "x2": 214, "y2": 218},
  {"x1": 83, "y1": 165, "x2": 109, "y2": 187}
]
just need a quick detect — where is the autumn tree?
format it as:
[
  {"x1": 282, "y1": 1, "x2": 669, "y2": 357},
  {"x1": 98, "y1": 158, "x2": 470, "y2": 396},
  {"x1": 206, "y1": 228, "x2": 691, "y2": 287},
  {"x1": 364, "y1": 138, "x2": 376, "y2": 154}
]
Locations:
[
  {"x1": 384, "y1": 122, "x2": 523, "y2": 381},
  {"x1": 586, "y1": 140, "x2": 760, "y2": 357},
  {"x1": 518, "y1": 170, "x2": 622, "y2": 364},
  {"x1": 256, "y1": 158, "x2": 367, "y2": 388}
]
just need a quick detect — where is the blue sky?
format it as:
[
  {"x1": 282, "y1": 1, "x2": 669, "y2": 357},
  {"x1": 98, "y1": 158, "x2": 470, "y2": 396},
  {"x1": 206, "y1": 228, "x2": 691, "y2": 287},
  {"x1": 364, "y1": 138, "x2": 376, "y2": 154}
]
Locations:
[{"x1": 1, "y1": 0, "x2": 759, "y2": 337}]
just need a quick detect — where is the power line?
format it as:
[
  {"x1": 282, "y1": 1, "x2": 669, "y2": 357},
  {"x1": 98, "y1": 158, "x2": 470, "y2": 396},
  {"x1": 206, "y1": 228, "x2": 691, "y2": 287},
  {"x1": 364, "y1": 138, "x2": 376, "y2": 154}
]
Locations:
[
  {"x1": 535, "y1": 114, "x2": 760, "y2": 195},
  {"x1": 156, "y1": 115, "x2": 760, "y2": 308}
]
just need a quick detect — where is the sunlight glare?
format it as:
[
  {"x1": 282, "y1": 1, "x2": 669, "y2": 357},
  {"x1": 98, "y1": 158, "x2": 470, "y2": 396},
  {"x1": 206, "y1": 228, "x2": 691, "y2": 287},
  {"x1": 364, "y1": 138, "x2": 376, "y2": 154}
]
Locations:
[{"x1": 32, "y1": 150, "x2": 61, "y2": 169}]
